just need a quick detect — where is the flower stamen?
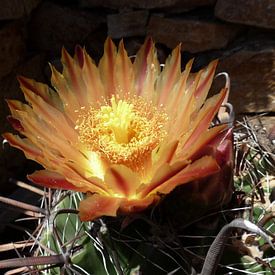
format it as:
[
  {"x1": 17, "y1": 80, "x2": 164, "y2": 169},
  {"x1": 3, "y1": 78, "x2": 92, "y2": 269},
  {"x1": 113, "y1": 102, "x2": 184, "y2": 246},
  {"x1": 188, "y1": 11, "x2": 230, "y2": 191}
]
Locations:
[{"x1": 76, "y1": 96, "x2": 168, "y2": 173}]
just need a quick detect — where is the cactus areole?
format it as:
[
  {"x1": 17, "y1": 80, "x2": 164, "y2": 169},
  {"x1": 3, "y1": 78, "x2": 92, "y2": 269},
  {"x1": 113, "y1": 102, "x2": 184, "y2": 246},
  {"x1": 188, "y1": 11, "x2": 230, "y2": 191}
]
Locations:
[{"x1": 3, "y1": 38, "x2": 233, "y2": 221}]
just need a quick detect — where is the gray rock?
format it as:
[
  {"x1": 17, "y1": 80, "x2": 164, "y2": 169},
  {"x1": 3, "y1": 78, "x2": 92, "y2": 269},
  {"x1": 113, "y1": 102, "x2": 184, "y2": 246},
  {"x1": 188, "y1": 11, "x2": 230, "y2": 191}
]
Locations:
[
  {"x1": 29, "y1": 1, "x2": 104, "y2": 53},
  {"x1": 0, "y1": 0, "x2": 40, "y2": 20},
  {"x1": 215, "y1": 0, "x2": 275, "y2": 30},
  {"x1": 108, "y1": 10, "x2": 149, "y2": 38},
  {"x1": 80, "y1": 0, "x2": 215, "y2": 12},
  {"x1": 147, "y1": 15, "x2": 242, "y2": 53},
  {"x1": 0, "y1": 22, "x2": 26, "y2": 78},
  {"x1": 212, "y1": 39, "x2": 275, "y2": 113}
]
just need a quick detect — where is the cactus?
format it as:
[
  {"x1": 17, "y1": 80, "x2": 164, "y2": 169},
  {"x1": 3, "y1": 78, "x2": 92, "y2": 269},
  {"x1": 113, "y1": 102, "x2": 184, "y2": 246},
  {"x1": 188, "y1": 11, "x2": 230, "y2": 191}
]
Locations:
[
  {"x1": 1, "y1": 115, "x2": 274, "y2": 274},
  {"x1": 0, "y1": 39, "x2": 274, "y2": 274}
]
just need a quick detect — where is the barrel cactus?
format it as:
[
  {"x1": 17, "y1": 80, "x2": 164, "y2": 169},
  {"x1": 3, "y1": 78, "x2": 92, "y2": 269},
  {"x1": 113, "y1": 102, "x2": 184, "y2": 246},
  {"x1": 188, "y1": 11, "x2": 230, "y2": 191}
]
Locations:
[{"x1": 0, "y1": 38, "x2": 273, "y2": 274}]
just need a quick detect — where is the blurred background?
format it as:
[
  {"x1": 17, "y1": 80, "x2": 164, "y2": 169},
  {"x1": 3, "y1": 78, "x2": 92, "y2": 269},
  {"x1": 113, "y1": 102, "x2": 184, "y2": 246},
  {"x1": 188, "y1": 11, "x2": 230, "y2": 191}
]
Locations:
[{"x1": 0, "y1": 0, "x2": 274, "y2": 212}]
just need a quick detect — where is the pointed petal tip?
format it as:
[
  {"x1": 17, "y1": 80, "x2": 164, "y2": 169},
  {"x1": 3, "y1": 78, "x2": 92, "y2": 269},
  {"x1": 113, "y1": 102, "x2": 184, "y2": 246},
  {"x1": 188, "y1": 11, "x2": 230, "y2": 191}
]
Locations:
[
  {"x1": 61, "y1": 46, "x2": 73, "y2": 64},
  {"x1": 139, "y1": 37, "x2": 154, "y2": 54},
  {"x1": 17, "y1": 75, "x2": 26, "y2": 83},
  {"x1": 118, "y1": 39, "x2": 126, "y2": 51},
  {"x1": 2, "y1": 133, "x2": 43, "y2": 158},
  {"x1": 145, "y1": 36, "x2": 154, "y2": 44},
  {"x1": 211, "y1": 58, "x2": 219, "y2": 66},
  {"x1": 155, "y1": 156, "x2": 220, "y2": 195},
  {"x1": 74, "y1": 44, "x2": 82, "y2": 51},
  {"x1": 6, "y1": 99, "x2": 27, "y2": 114},
  {"x1": 49, "y1": 63, "x2": 59, "y2": 75},
  {"x1": 184, "y1": 58, "x2": 195, "y2": 72},
  {"x1": 119, "y1": 38, "x2": 124, "y2": 45},
  {"x1": 170, "y1": 43, "x2": 182, "y2": 62},
  {"x1": 175, "y1": 43, "x2": 182, "y2": 52},
  {"x1": 74, "y1": 44, "x2": 84, "y2": 68},
  {"x1": 79, "y1": 194, "x2": 121, "y2": 221},
  {"x1": 105, "y1": 37, "x2": 116, "y2": 49},
  {"x1": 7, "y1": 116, "x2": 24, "y2": 132},
  {"x1": 61, "y1": 45, "x2": 67, "y2": 53},
  {"x1": 27, "y1": 170, "x2": 86, "y2": 191},
  {"x1": 17, "y1": 75, "x2": 33, "y2": 90},
  {"x1": 5, "y1": 99, "x2": 16, "y2": 109},
  {"x1": 145, "y1": 36, "x2": 154, "y2": 48}
]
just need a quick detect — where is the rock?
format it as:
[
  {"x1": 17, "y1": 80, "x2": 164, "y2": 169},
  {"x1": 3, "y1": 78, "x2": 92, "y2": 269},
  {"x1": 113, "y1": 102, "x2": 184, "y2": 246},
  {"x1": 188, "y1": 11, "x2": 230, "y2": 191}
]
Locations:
[
  {"x1": 147, "y1": 15, "x2": 242, "y2": 53},
  {"x1": 215, "y1": 0, "x2": 275, "y2": 30},
  {"x1": 28, "y1": 1, "x2": 104, "y2": 54},
  {"x1": 0, "y1": 22, "x2": 26, "y2": 79},
  {"x1": 212, "y1": 39, "x2": 275, "y2": 114},
  {"x1": 80, "y1": 0, "x2": 215, "y2": 12},
  {"x1": 107, "y1": 10, "x2": 149, "y2": 38},
  {"x1": 0, "y1": 0, "x2": 40, "y2": 20},
  {"x1": 123, "y1": 38, "x2": 144, "y2": 57}
]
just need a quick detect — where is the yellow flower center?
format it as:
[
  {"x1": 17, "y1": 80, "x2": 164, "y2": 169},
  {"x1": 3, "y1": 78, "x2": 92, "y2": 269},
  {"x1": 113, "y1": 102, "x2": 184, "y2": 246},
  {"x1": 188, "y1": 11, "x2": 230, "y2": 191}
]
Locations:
[
  {"x1": 100, "y1": 96, "x2": 136, "y2": 144},
  {"x1": 76, "y1": 96, "x2": 168, "y2": 173}
]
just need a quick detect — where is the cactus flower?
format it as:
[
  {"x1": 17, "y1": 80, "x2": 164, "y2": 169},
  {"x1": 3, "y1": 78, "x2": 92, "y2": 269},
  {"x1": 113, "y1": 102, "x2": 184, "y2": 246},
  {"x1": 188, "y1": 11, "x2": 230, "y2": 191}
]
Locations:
[{"x1": 3, "y1": 38, "x2": 231, "y2": 221}]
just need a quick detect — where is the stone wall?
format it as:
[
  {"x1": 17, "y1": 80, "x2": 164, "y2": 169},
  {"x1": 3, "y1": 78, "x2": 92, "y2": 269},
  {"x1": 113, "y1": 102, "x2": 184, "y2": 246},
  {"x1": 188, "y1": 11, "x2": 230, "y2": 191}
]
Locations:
[{"x1": 0, "y1": 0, "x2": 274, "y2": 192}]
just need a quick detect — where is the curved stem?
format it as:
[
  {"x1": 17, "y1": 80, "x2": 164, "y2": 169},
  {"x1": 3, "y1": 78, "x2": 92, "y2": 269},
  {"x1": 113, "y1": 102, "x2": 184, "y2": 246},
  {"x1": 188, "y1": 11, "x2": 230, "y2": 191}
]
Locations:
[{"x1": 200, "y1": 218, "x2": 274, "y2": 275}]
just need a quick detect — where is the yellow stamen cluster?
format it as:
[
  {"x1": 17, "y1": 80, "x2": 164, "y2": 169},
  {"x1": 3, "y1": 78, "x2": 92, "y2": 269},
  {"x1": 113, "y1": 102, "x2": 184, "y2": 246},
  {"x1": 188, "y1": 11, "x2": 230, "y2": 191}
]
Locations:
[{"x1": 76, "y1": 96, "x2": 168, "y2": 173}]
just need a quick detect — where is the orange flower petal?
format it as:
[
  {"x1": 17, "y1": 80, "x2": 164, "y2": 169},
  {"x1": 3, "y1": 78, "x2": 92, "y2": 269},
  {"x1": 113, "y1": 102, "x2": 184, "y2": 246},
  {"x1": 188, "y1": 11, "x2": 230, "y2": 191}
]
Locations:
[
  {"x1": 157, "y1": 44, "x2": 181, "y2": 105},
  {"x1": 180, "y1": 124, "x2": 227, "y2": 161},
  {"x1": 7, "y1": 99, "x2": 32, "y2": 117},
  {"x1": 18, "y1": 76, "x2": 63, "y2": 111},
  {"x1": 7, "y1": 116, "x2": 24, "y2": 132},
  {"x1": 133, "y1": 38, "x2": 160, "y2": 100},
  {"x1": 28, "y1": 170, "x2": 87, "y2": 191},
  {"x1": 6, "y1": 102, "x2": 92, "y2": 173},
  {"x1": 201, "y1": 128, "x2": 233, "y2": 166},
  {"x1": 50, "y1": 64, "x2": 80, "y2": 122},
  {"x1": 81, "y1": 48, "x2": 105, "y2": 103},
  {"x1": 61, "y1": 47, "x2": 88, "y2": 107},
  {"x1": 115, "y1": 40, "x2": 134, "y2": 98},
  {"x1": 105, "y1": 165, "x2": 140, "y2": 197},
  {"x1": 79, "y1": 194, "x2": 121, "y2": 221},
  {"x1": 5, "y1": 129, "x2": 63, "y2": 173},
  {"x1": 168, "y1": 71, "x2": 201, "y2": 138},
  {"x1": 181, "y1": 89, "x2": 226, "y2": 150},
  {"x1": 165, "y1": 58, "x2": 193, "y2": 113},
  {"x1": 63, "y1": 162, "x2": 110, "y2": 195},
  {"x1": 22, "y1": 86, "x2": 78, "y2": 142},
  {"x1": 152, "y1": 156, "x2": 220, "y2": 195},
  {"x1": 98, "y1": 37, "x2": 117, "y2": 98},
  {"x1": 3, "y1": 133, "x2": 43, "y2": 160},
  {"x1": 6, "y1": 106, "x2": 105, "y2": 191},
  {"x1": 152, "y1": 140, "x2": 179, "y2": 171},
  {"x1": 168, "y1": 60, "x2": 218, "y2": 140},
  {"x1": 194, "y1": 59, "x2": 218, "y2": 109},
  {"x1": 138, "y1": 159, "x2": 190, "y2": 197}
]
